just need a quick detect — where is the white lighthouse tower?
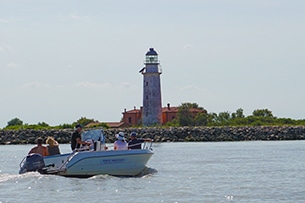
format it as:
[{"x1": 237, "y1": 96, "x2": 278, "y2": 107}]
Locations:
[{"x1": 140, "y1": 48, "x2": 162, "y2": 126}]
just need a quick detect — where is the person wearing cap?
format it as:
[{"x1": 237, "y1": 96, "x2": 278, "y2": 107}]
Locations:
[
  {"x1": 71, "y1": 124, "x2": 90, "y2": 151},
  {"x1": 128, "y1": 132, "x2": 152, "y2": 150},
  {"x1": 113, "y1": 132, "x2": 128, "y2": 150},
  {"x1": 28, "y1": 137, "x2": 49, "y2": 157}
]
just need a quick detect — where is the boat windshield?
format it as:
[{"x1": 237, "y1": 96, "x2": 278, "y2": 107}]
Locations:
[{"x1": 82, "y1": 129, "x2": 105, "y2": 143}]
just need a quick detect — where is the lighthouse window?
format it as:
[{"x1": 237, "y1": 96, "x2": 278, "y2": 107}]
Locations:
[{"x1": 146, "y1": 55, "x2": 158, "y2": 63}]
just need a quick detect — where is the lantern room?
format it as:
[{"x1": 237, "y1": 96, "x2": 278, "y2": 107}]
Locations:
[{"x1": 145, "y1": 48, "x2": 159, "y2": 64}]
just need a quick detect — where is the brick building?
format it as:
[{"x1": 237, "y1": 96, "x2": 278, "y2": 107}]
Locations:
[{"x1": 122, "y1": 103, "x2": 207, "y2": 127}]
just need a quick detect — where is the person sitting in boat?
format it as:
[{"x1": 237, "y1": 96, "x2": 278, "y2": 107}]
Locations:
[
  {"x1": 114, "y1": 132, "x2": 128, "y2": 150},
  {"x1": 71, "y1": 124, "x2": 91, "y2": 151},
  {"x1": 46, "y1": 136, "x2": 60, "y2": 155},
  {"x1": 28, "y1": 137, "x2": 49, "y2": 157},
  {"x1": 128, "y1": 132, "x2": 152, "y2": 150}
]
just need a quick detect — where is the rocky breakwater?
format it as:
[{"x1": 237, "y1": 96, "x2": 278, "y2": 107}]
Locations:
[
  {"x1": 0, "y1": 129, "x2": 73, "y2": 145},
  {"x1": 108, "y1": 126, "x2": 305, "y2": 142},
  {"x1": 1, "y1": 126, "x2": 305, "y2": 145}
]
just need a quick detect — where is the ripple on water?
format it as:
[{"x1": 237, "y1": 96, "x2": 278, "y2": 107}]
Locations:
[{"x1": 0, "y1": 172, "x2": 42, "y2": 183}]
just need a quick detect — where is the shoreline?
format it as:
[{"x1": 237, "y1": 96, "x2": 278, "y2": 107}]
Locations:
[{"x1": 1, "y1": 126, "x2": 305, "y2": 145}]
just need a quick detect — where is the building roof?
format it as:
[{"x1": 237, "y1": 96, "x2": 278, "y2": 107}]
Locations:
[
  {"x1": 123, "y1": 107, "x2": 206, "y2": 114},
  {"x1": 85, "y1": 121, "x2": 131, "y2": 129},
  {"x1": 162, "y1": 106, "x2": 179, "y2": 112},
  {"x1": 106, "y1": 122, "x2": 131, "y2": 128},
  {"x1": 122, "y1": 109, "x2": 141, "y2": 114}
]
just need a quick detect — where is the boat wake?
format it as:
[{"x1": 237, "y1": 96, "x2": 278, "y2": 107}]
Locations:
[
  {"x1": 0, "y1": 172, "x2": 42, "y2": 183},
  {"x1": 135, "y1": 166, "x2": 158, "y2": 178},
  {"x1": 89, "y1": 167, "x2": 158, "y2": 179},
  {"x1": 89, "y1": 174, "x2": 113, "y2": 180}
]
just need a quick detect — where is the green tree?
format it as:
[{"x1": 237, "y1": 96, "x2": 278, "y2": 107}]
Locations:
[
  {"x1": 194, "y1": 112, "x2": 208, "y2": 126},
  {"x1": 236, "y1": 108, "x2": 245, "y2": 118},
  {"x1": 179, "y1": 102, "x2": 204, "y2": 110},
  {"x1": 252, "y1": 109, "x2": 273, "y2": 118},
  {"x1": 7, "y1": 118, "x2": 23, "y2": 127},
  {"x1": 165, "y1": 118, "x2": 179, "y2": 127},
  {"x1": 38, "y1": 122, "x2": 49, "y2": 127},
  {"x1": 177, "y1": 105, "x2": 193, "y2": 126},
  {"x1": 177, "y1": 102, "x2": 206, "y2": 126},
  {"x1": 73, "y1": 117, "x2": 97, "y2": 128},
  {"x1": 217, "y1": 111, "x2": 231, "y2": 125},
  {"x1": 229, "y1": 108, "x2": 246, "y2": 126},
  {"x1": 56, "y1": 123, "x2": 74, "y2": 129}
]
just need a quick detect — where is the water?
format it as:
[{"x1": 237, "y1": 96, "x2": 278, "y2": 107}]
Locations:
[{"x1": 1, "y1": 141, "x2": 305, "y2": 203}]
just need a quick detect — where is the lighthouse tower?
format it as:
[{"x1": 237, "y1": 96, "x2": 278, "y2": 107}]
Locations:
[{"x1": 140, "y1": 48, "x2": 162, "y2": 126}]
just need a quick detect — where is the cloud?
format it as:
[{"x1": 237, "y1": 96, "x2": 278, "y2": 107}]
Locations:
[
  {"x1": 22, "y1": 82, "x2": 49, "y2": 88},
  {"x1": 179, "y1": 84, "x2": 201, "y2": 91},
  {"x1": 0, "y1": 45, "x2": 12, "y2": 53},
  {"x1": 7, "y1": 63, "x2": 21, "y2": 69},
  {"x1": 75, "y1": 81, "x2": 137, "y2": 91},
  {"x1": 0, "y1": 18, "x2": 8, "y2": 23},
  {"x1": 183, "y1": 43, "x2": 193, "y2": 49},
  {"x1": 69, "y1": 13, "x2": 92, "y2": 20},
  {"x1": 75, "y1": 81, "x2": 111, "y2": 89},
  {"x1": 70, "y1": 13, "x2": 81, "y2": 20},
  {"x1": 121, "y1": 82, "x2": 131, "y2": 88}
]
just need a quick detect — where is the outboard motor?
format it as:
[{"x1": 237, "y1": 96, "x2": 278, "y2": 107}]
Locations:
[{"x1": 19, "y1": 153, "x2": 45, "y2": 174}]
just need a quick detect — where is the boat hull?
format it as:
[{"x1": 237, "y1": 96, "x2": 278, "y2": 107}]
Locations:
[{"x1": 43, "y1": 149, "x2": 153, "y2": 177}]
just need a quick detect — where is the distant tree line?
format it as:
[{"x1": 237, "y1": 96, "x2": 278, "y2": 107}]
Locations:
[
  {"x1": 166, "y1": 103, "x2": 305, "y2": 127},
  {"x1": 3, "y1": 117, "x2": 109, "y2": 130},
  {"x1": 2, "y1": 103, "x2": 305, "y2": 130}
]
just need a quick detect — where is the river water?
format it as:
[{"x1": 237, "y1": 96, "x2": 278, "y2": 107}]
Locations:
[{"x1": 0, "y1": 141, "x2": 304, "y2": 203}]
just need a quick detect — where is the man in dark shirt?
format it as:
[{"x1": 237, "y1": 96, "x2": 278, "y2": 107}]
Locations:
[
  {"x1": 128, "y1": 132, "x2": 152, "y2": 150},
  {"x1": 71, "y1": 124, "x2": 90, "y2": 150}
]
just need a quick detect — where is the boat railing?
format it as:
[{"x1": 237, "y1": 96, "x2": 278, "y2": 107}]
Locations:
[
  {"x1": 143, "y1": 140, "x2": 153, "y2": 150},
  {"x1": 69, "y1": 141, "x2": 154, "y2": 151},
  {"x1": 19, "y1": 156, "x2": 26, "y2": 169},
  {"x1": 54, "y1": 151, "x2": 78, "y2": 173},
  {"x1": 126, "y1": 140, "x2": 153, "y2": 150}
]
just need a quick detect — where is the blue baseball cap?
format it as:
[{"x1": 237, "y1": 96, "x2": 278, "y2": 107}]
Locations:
[{"x1": 75, "y1": 124, "x2": 82, "y2": 128}]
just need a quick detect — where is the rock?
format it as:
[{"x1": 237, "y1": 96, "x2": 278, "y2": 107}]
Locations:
[{"x1": 1, "y1": 126, "x2": 305, "y2": 144}]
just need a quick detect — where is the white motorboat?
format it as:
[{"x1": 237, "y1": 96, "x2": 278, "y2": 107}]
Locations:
[{"x1": 19, "y1": 129, "x2": 154, "y2": 177}]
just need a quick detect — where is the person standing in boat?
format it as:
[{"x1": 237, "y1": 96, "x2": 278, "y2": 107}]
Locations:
[
  {"x1": 128, "y1": 132, "x2": 152, "y2": 150},
  {"x1": 46, "y1": 136, "x2": 60, "y2": 155},
  {"x1": 71, "y1": 124, "x2": 90, "y2": 151},
  {"x1": 114, "y1": 132, "x2": 128, "y2": 150},
  {"x1": 28, "y1": 137, "x2": 49, "y2": 157}
]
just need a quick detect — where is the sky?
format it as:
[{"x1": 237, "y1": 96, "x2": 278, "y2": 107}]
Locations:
[{"x1": 0, "y1": 0, "x2": 305, "y2": 127}]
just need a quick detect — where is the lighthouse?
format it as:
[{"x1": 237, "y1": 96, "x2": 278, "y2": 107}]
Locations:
[{"x1": 140, "y1": 48, "x2": 162, "y2": 126}]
